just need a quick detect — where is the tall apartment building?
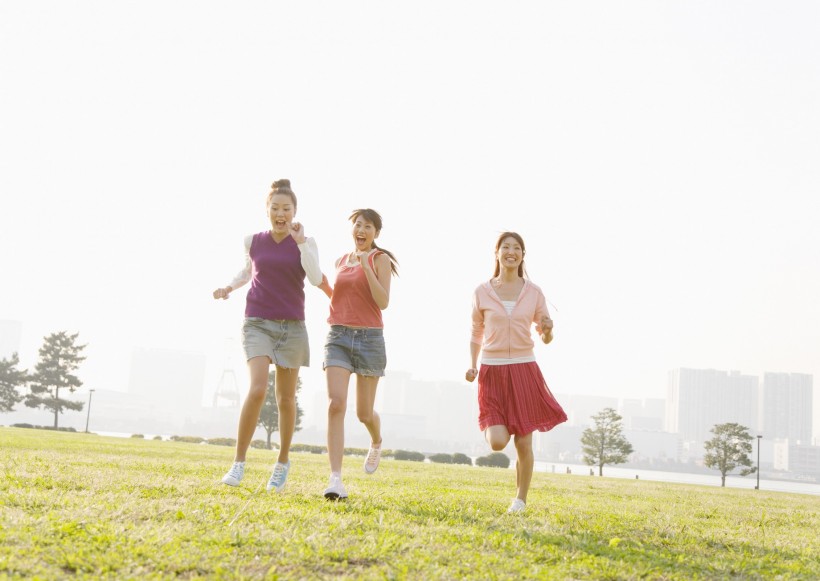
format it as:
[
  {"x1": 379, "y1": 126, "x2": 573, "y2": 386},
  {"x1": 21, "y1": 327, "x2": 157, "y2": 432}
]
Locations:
[
  {"x1": 667, "y1": 368, "x2": 759, "y2": 443},
  {"x1": 761, "y1": 372, "x2": 813, "y2": 444}
]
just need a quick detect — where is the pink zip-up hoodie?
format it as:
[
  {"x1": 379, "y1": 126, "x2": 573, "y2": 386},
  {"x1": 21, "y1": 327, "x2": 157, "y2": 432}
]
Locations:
[{"x1": 471, "y1": 280, "x2": 551, "y2": 360}]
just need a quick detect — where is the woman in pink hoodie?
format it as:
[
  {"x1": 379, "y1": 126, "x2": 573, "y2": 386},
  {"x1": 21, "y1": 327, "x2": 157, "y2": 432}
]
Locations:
[{"x1": 466, "y1": 232, "x2": 567, "y2": 513}]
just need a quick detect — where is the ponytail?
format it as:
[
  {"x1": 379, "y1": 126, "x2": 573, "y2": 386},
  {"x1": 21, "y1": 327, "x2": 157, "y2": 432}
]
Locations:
[{"x1": 372, "y1": 242, "x2": 399, "y2": 276}]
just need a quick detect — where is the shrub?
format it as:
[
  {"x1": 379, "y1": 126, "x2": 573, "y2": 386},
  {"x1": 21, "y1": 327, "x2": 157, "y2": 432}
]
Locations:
[
  {"x1": 131, "y1": 434, "x2": 144, "y2": 439},
  {"x1": 343, "y1": 447, "x2": 368, "y2": 456},
  {"x1": 394, "y1": 450, "x2": 425, "y2": 462},
  {"x1": 170, "y1": 435, "x2": 205, "y2": 444},
  {"x1": 153, "y1": 435, "x2": 163, "y2": 441},
  {"x1": 429, "y1": 453, "x2": 454, "y2": 464},
  {"x1": 207, "y1": 437, "x2": 236, "y2": 447},
  {"x1": 289, "y1": 443, "x2": 325, "y2": 454},
  {"x1": 452, "y1": 453, "x2": 473, "y2": 466},
  {"x1": 249, "y1": 439, "x2": 269, "y2": 449},
  {"x1": 476, "y1": 452, "x2": 510, "y2": 468}
]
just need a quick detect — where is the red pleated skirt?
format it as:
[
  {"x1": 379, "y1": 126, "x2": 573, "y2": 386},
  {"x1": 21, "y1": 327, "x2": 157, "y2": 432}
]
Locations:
[{"x1": 478, "y1": 362, "x2": 567, "y2": 435}]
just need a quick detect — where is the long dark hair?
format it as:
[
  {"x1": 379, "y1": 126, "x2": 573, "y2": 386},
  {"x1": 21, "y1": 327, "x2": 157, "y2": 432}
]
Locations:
[
  {"x1": 266, "y1": 179, "x2": 297, "y2": 209},
  {"x1": 349, "y1": 208, "x2": 399, "y2": 275},
  {"x1": 492, "y1": 231, "x2": 527, "y2": 279}
]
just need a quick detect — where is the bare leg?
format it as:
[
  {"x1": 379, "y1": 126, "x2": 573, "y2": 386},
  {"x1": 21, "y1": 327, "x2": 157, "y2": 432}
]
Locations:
[
  {"x1": 233, "y1": 356, "x2": 270, "y2": 462},
  {"x1": 274, "y1": 365, "x2": 299, "y2": 464},
  {"x1": 513, "y1": 433, "x2": 534, "y2": 503},
  {"x1": 485, "y1": 424, "x2": 511, "y2": 451},
  {"x1": 326, "y1": 366, "x2": 352, "y2": 474},
  {"x1": 355, "y1": 375, "x2": 382, "y2": 446}
]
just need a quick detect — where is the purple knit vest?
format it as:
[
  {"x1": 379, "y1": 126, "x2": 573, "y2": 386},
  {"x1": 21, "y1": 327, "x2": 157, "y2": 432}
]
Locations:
[{"x1": 245, "y1": 232, "x2": 306, "y2": 320}]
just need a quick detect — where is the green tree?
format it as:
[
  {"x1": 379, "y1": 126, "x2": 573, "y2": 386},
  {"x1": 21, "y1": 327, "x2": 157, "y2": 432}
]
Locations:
[
  {"x1": 0, "y1": 352, "x2": 28, "y2": 413},
  {"x1": 581, "y1": 407, "x2": 634, "y2": 476},
  {"x1": 25, "y1": 332, "x2": 87, "y2": 428},
  {"x1": 703, "y1": 422, "x2": 756, "y2": 487},
  {"x1": 257, "y1": 372, "x2": 304, "y2": 450}
]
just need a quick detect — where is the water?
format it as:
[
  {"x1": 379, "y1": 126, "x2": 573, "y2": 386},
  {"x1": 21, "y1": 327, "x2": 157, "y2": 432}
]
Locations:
[
  {"x1": 538, "y1": 462, "x2": 820, "y2": 496},
  {"x1": 93, "y1": 431, "x2": 820, "y2": 496}
]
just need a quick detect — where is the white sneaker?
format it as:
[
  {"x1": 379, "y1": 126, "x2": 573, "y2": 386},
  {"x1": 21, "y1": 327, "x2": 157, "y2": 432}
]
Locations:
[
  {"x1": 507, "y1": 498, "x2": 526, "y2": 513},
  {"x1": 323, "y1": 474, "x2": 348, "y2": 500},
  {"x1": 364, "y1": 442, "x2": 382, "y2": 474},
  {"x1": 221, "y1": 461, "x2": 245, "y2": 486}
]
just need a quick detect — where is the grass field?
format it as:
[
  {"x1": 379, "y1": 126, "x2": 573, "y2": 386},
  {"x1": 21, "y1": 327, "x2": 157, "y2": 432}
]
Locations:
[{"x1": 1, "y1": 428, "x2": 818, "y2": 580}]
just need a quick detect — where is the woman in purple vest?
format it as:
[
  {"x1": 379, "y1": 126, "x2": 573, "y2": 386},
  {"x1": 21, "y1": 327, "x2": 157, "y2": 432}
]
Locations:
[{"x1": 213, "y1": 179, "x2": 330, "y2": 493}]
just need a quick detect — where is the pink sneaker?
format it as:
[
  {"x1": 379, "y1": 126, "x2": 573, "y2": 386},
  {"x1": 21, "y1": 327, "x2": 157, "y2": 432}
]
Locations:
[{"x1": 364, "y1": 442, "x2": 382, "y2": 474}]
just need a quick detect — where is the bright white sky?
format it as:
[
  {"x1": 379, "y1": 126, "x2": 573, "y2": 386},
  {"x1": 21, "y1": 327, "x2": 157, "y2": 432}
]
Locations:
[{"x1": 2, "y1": 2, "x2": 819, "y2": 437}]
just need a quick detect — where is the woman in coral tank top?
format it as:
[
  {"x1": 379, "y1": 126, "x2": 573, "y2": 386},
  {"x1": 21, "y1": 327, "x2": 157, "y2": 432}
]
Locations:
[{"x1": 321, "y1": 209, "x2": 399, "y2": 500}]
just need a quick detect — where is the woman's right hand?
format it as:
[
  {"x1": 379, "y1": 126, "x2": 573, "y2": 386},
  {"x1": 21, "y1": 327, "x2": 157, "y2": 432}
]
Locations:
[
  {"x1": 213, "y1": 287, "x2": 232, "y2": 300},
  {"x1": 465, "y1": 367, "x2": 478, "y2": 382}
]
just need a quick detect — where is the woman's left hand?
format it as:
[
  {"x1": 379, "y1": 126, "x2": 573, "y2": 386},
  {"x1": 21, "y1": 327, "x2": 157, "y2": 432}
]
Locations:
[
  {"x1": 540, "y1": 315, "x2": 553, "y2": 343},
  {"x1": 289, "y1": 222, "x2": 306, "y2": 244}
]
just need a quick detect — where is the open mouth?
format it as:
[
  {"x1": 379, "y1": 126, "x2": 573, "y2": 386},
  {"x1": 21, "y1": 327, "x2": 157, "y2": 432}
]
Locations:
[
  {"x1": 275, "y1": 220, "x2": 287, "y2": 229},
  {"x1": 355, "y1": 235, "x2": 367, "y2": 246}
]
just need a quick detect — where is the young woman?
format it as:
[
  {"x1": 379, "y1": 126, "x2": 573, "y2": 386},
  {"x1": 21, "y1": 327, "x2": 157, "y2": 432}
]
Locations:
[
  {"x1": 213, "y1": 179, "x2": 330, "y2": 493},
  {"x1": 466, "y1": 232, "x2": 567, "y2": 513},
  {"x1": 322, "y1": 209, "x2": 398, "y2": 500}
]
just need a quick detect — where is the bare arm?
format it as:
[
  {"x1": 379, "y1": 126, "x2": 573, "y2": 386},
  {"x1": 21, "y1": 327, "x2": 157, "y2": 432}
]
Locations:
[{"x1": 359, "y1": 251, "x2": 392, "y2": 310}]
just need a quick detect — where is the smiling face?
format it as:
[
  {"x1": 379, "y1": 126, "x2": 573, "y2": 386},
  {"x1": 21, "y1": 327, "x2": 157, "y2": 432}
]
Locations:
[
  {"x1": 496, "y1": 235, "x2": 524, "y2": 274},
  {"x1": 268, "y1": 193, "x2": 296, "y2": 235},
  {"x1": 351, "y1": 215, "x2": 379, "y2": 251}
]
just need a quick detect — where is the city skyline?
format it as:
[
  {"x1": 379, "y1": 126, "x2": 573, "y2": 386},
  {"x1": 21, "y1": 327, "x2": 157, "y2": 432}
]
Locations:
[
  {"x1": 2, "y1": 4, "x2": 819, "y2": 443},
  {"x1": 2, "y1": 318, "x2": 819, "y2": 444}
]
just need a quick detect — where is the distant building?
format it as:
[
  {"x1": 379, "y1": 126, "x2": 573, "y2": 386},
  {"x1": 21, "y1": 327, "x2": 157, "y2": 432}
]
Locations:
[
  {"x1": 788, "y1": 444, "x2": 820, "y2": 479},
  {"x1": 667, "y1": 368, "x2": 759, "y2": 444},
  {"x1": 0, "y1": 320, "x2": 23, "y2": 359},
  {"x1": 128, "y1": 348, "x2": 206, "y2": 411},
  {"x1": 563, "y1": 394, "x2": 618, "y2": 427},
  {"x1": 620, "y1": 398, "x2": 665, "y2": 431},
  {"x1": 761, "y1": 372, "x2": 813, "y2": 444},
  {"x1": 771, "y1": 439, "x2": 820, "y2": 479}
]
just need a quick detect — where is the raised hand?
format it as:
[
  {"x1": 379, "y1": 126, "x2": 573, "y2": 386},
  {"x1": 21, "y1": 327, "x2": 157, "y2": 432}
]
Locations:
[
  {"x1": 289, "y1": 221, "x2": 306, "y2": 244},
  {"x1": 355, "y1": 248, "x2": 377, "y2": 269}
]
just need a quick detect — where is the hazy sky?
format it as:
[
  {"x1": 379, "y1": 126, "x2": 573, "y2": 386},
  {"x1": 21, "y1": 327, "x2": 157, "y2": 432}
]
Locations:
[{"x1": 2, "y1": 2, "x2": 818, "y2": 437}]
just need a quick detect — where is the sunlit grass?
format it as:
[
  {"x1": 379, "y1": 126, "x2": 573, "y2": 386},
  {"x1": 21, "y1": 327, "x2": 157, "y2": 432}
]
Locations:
[{"x1": 1, "y1": 427, "x2": 818, "y2": 579}]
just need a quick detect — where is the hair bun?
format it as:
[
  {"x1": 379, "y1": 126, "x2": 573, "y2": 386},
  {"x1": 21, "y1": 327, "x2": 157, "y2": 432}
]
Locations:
[{"x1": 271, "y1": 179, "x2": 292, "y2": 191}]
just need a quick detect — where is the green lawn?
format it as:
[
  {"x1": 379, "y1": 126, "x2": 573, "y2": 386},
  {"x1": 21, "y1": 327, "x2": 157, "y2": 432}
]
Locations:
[{"x1": 1, "y1": 428, "x2": 818, "y2": 580}]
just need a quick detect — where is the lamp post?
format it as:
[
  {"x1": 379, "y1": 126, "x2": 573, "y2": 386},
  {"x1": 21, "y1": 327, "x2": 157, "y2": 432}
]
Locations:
[
  {"x1": 755, "y1": 434, "x2": 762, "y2": 490},
  {"x1": 85, "y1": 389, "x2": 95, "y2": 433}
]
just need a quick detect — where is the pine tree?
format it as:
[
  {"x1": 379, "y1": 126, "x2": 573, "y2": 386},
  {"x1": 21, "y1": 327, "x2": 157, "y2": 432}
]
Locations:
[
  {"x1": 703, "y1": 423, "x2": 756, "y2": 487},
  {"x1": 581, "y1": 407, "x2": 634, "y2": 476},
  {"x1": 257, "y1": 373, "x2": 304, "y2": 449},
  {"x1": 25, "y1": 331, "x2": 87, "y2": 429},
  {"x1": 0, "y1": 352, "x2": 28, "y2": 413}
]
